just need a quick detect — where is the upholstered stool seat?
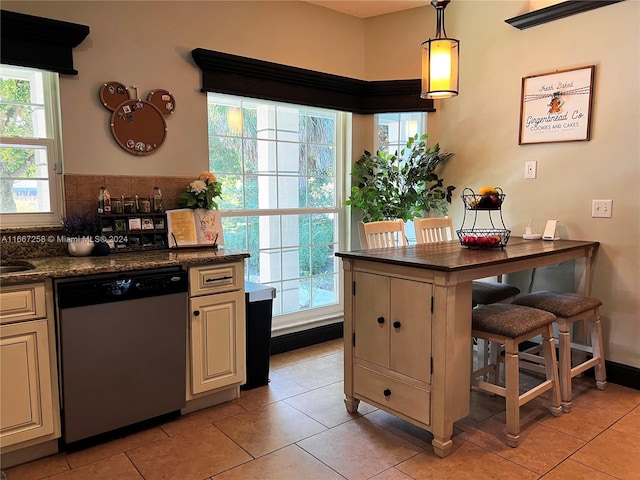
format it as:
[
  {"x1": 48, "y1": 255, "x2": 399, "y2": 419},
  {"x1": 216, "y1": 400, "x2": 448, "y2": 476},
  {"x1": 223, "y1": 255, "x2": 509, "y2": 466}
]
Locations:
[
  {"x1": 471, "y1": 303, "x2": 562, "y2": 447},
  {"x1": 472, "y1": 280, "x2": 521, "y2": 307},
  {"x1": 513, "y1": 291, "x2": 606, "y2": 413}
]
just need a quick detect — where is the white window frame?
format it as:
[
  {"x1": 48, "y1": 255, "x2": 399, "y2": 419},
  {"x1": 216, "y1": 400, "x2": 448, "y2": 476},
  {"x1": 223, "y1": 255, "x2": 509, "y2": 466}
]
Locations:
[
  {"x1": 207, "y1": 93, "x2": 350, "y2": 336},
  {"x1": 0, "y1": 65, "x2": 64, "y2": 227}
]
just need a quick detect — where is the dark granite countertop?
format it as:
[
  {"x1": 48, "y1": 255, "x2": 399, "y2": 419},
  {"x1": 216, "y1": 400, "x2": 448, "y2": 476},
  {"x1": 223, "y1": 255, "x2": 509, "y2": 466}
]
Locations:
[{"x1": 0, "y1": 248, "x2": 249, "y2": 285}]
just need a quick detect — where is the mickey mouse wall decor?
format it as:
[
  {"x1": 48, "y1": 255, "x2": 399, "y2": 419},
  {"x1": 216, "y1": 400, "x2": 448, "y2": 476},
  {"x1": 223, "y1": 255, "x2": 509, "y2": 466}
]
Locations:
[{"x1": 99, "y1": 82, "x2": 175, "y2": 155}]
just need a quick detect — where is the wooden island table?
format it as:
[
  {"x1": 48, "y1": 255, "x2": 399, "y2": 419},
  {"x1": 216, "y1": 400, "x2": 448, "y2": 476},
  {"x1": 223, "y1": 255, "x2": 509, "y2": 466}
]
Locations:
[{"x1": 335, "y1": 237, "x2": 598, "y2": 457}]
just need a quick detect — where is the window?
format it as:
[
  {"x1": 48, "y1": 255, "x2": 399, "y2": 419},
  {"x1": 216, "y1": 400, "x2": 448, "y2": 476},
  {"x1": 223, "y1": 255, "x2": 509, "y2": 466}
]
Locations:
[
  {"x1": 375, "y1": 112, "x2": 428, "y2": 243},
  {"x1": 207, "y1": 93, "x2": 347, "y2": 333},
  {"x1": 376, "y1": 112, "x2": 426, "y2": 157},
  {"x1": 0, "y1": 65, "x2": 63, "y2": 226}
]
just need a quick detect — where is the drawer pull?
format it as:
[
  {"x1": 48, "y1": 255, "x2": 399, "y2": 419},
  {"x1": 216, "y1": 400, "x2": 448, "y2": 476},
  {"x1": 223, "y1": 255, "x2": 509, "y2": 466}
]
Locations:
[
  {"x1": 194, "y1": 310, "x2": 200, "y2": 316},
  {"x1": 205, "y1": 276, "x2": 233, "y2": 283},
  {"x1": 393, "y1": 321, "x2": 402, "y2": 329},
  {"x1": 377, "y1": 316, "x2": 385, "y2": 324},
  {"x1": 383, "y1": 388, "x2": 391, "y2": 397}
]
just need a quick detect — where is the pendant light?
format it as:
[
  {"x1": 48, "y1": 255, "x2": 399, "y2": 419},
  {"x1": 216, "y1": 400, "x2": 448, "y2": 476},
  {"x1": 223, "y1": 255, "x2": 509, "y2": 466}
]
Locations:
[{"x1": 421, "y1": 0, "x2": 459, "y2": 99}]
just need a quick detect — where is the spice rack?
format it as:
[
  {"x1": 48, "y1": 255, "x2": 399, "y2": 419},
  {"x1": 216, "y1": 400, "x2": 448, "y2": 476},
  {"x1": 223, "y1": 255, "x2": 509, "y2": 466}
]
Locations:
[
  {"x1": 98, "y1": 213, "x2": 168, "y2": 253},
  {"x1": 456, "y1": 187, "x2": 510, "y2": 248}
]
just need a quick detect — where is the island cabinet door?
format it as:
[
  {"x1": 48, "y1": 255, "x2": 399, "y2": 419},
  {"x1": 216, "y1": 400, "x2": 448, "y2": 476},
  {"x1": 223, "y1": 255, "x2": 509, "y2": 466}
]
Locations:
[
  {"x1": 189, "y1": 291, "x2": 246, "y2": 396},
  {"x1": 389, "y1": 279, "x2": 432, "y2": 384},
  {"x1": 353, "y1": 272, "x2": 390, "y2": 368}
]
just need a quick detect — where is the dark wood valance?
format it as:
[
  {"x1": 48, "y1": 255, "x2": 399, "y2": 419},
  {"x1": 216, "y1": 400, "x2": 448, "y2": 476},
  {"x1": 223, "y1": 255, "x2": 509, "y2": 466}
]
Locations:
[
  {"x1": 1, "y1": 10, "x2": 90, "y2": 75},
  {"x1": 191, "y1": 48, "x2": 434, "y2": 114},
  {"x1": 505, "y1": 0, "x2": 624, "y2": 30}
]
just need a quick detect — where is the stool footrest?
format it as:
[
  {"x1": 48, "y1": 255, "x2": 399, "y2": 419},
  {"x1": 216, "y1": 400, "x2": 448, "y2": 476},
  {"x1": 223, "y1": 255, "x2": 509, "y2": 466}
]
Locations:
[
  {"x1": 570, "y1": 357, "x2": 601, "y2": 378},
  {"x1": 472, "y1": 379, "x2": 505, "y2": 397},
  {"x1": 519, "y1": 380, "x2": 554, "y2": 406}
]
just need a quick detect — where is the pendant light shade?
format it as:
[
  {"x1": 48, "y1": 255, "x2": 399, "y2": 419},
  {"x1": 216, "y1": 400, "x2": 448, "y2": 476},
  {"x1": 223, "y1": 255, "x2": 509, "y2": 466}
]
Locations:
[{"x1": 421, "y1": 0, "x2": 459, "y2": 99}]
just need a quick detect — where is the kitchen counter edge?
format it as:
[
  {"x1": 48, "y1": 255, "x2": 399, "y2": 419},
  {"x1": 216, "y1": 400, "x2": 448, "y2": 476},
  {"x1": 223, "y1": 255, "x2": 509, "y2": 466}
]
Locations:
[{"x1": 0, "y1": 249, "x2": 250, "y2": 285}]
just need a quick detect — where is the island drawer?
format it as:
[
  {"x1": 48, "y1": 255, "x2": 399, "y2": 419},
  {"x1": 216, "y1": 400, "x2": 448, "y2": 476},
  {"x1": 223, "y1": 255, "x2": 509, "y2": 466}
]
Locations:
[
  {"x1": 0, "y1": 282, "x2": 46, "y2": 324},
  {"x1": 354, "y1": 365, "x2": 431, "y2": 426},
  {"x1": 189, "y1": 262, "x2": 244, "y2": 297}
]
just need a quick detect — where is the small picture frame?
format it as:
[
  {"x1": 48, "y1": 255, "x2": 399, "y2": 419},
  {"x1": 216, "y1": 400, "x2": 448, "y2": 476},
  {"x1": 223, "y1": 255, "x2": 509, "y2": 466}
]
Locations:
[
  {"x1": 114, "y1": 219, "x2": 126, "y2": 232},
  {"x1": 141, "y1": 217, "x2": 154, "y2": 230},
  {"x1": 519, "y1": 65, "x2": 595, "y2": 145},
  {"x1": 154, "y1": 217, "x2": 165, "y2": 229},
  {"x1": 128, "y1": 218, "x2": 142, "y2": 231}
]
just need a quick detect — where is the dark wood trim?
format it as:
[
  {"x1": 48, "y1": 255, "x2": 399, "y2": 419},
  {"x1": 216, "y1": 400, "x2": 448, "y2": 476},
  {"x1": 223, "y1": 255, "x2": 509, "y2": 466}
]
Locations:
[
  {"x1": 1, "y1": 10, "x2": 90, "y2": 75},
  {"x1": 505, "y1": 0, "x2": 624, "y2": 30},
  {"x1": 519, "y1": 341, "x2": 639, "y2": 390},
  {"x1": 191, "y1": 48, "x2": 434, "y2": 114},
  {"x1": 270, "y1": 322, "x2": 343, "y2": 355},
  {"x1": 593, "y1": 360, "x2": 640, "y2": 391}
]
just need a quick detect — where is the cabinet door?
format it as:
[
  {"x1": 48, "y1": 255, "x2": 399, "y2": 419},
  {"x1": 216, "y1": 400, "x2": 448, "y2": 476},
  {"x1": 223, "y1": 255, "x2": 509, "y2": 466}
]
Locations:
[
  {"x1": 390, "y1": 279, "x2": 432, "y2": 384},
  {"x1": 353, "y1": 272, "x2": 390, "y2": 368},
  {"x1": 0, "y1": 320, "x2": 54, "y2": 447},
  {"x1": 189, "y1": 292, "x2": 245, "y2": 395}
]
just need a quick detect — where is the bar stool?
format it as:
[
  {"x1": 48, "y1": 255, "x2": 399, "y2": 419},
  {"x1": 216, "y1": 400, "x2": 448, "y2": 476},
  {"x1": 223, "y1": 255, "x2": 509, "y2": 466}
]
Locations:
[
  {"x1": 412, "y1": 216, "x2": 521, "y2": 370},
  {"x1": 513, "y1": 291, "x2": 606, "y2": 413},
  {"x1": 471, "y1": 303, "x2": 562, "y2": 447},
  {"x1": 472, "y1": 280, "x2": 522, "y2": 378}
]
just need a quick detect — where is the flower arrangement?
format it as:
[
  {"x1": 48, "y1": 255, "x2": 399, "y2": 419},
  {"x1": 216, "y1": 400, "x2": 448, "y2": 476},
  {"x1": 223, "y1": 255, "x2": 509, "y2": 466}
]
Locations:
[
  {"x1": 176, "y1": 171, "x2": 223, "y2": 210},
  {"x1": 61, "y1": 212, "x2": 100, "y2": 238}
]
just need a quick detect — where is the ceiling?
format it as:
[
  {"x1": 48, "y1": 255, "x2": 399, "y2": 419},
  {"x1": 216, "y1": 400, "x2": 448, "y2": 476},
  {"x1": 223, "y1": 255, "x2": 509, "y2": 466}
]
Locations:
[{"x1": 304, "y1": 1, "x2": 429, "y2": 18}]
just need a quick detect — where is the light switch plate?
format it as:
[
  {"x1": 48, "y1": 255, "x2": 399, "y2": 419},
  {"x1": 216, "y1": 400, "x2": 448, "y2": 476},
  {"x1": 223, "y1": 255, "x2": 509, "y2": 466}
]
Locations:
[
  {"x1": 525, "y1": 160, "x2": 537, "y2": 179},
  {"x1": 592, "y1": 199, "x2": 612, "y2": 218}
]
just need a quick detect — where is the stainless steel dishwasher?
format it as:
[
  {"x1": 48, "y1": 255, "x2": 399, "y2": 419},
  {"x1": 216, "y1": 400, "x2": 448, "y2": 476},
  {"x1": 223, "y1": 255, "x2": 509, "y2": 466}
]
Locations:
[{"x1": 55, "y1": 267, "x2": 188, "y2": 444}]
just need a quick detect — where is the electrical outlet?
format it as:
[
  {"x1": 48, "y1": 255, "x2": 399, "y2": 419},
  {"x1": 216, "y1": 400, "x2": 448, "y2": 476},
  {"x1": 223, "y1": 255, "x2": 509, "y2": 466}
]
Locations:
[
  {"x1": 525, "y1": 160, "x2": 537, "y2": 179},
  {"x1": 592, "y1": 199, "x2": 612, "y2": 218}
]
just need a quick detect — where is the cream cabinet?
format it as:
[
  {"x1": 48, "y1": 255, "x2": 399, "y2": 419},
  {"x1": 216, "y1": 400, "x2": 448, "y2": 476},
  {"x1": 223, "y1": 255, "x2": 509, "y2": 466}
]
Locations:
[
  {"x1": 352, "y1": 271, "x2": 433, "y2": 426},
  {"x1": 341, "y1": 258, "x2": 471, "y2": 458},
  {"x1": 187, "y1": 262, "x2": 246, "y2": 399},
  {"x1": 0, "y1": 281, "x2": 60, "y2": 455}
]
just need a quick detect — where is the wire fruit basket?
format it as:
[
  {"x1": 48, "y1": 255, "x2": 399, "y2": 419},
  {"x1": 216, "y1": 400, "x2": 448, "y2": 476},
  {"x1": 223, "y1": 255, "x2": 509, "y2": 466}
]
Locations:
[
  {"x1": 461, "y1": 187, "x2": 505, "y2": 210},
  {"x1": 457, "y1": 228, "x2": 510, "y2": 249},
  {"x1": 457, "y1": 187, "x2": 510, "y2": 249}
]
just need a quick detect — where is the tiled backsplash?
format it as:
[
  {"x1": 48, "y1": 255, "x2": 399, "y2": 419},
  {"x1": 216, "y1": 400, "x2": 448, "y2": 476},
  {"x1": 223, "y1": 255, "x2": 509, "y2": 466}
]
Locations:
[
  {"x1": 1, "y1": 174, "x2": 192, "y2": 259},
  {"x1": 64, "y1": 174, "x2": 191, "y2": 217}
]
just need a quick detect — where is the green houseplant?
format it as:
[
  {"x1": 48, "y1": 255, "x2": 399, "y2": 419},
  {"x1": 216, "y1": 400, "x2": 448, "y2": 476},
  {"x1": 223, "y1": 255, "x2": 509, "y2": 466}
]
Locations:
[{"x1": 346, "y1": 134, "x2": 455, "y2": 222}]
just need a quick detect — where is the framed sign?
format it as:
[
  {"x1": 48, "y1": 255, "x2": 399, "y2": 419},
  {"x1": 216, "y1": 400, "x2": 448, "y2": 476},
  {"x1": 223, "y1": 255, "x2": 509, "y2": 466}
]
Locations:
[{"x1": 519, "y1": 65, "x2": 595, "y2": 145}]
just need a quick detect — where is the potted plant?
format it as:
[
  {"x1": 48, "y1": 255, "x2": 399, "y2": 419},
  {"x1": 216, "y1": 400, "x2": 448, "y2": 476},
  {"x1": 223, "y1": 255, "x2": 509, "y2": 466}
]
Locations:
[
  {"x1": 176, "y1": 171, "x2": 223, "y2": 210},
  {"x1": 61, "y1": 212, "x2": 101, "y2": 256},
  {"x1": 345, "y1": 133, "x2": 456, "y2": 222}
]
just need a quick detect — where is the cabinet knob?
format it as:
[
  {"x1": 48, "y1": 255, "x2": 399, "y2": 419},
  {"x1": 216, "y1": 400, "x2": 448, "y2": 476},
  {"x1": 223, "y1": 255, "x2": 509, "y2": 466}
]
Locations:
[
  {"x1": 377, "y1": 316, "x2": 385, "y2": 324},
  {"x1": 194, "y1": 310, "x2": 200, "y2": 317},
  {"x1": 383, "y1": 388, "x2": 391, "y2": 397},
  {"x1": 393, "y1": 321, "x2": 402, "y2": 329}
]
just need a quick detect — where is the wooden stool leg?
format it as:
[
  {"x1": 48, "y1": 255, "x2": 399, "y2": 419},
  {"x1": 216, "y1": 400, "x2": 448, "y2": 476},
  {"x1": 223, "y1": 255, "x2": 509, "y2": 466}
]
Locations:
[
  {"x1": 504, "y1": 339, "x2": 520, "y2": 447},
  {"x1": 488, "y1": 341, "x2": 500, "y2": 384},
  {"x1": 591, "y1": 308, "x2": 607, "y2": 390},
  {"x1": 557, "y1": 318, "x2": 573, "y2": 413},
  {"x1": 542, "y1": 324, "x2": 562, "y2": 417}
]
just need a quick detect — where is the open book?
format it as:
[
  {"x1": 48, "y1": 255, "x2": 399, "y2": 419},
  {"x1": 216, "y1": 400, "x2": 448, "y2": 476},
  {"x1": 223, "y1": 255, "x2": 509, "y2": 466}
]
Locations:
[{"x1": 166, "y1": 208, "x2": 224, "y2": 248}]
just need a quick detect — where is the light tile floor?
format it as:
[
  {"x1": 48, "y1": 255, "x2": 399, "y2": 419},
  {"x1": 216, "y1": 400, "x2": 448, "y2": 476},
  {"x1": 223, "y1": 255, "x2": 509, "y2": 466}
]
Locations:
[{"x1": 5, "y1": 338, "x2": 640, "y2": 480}]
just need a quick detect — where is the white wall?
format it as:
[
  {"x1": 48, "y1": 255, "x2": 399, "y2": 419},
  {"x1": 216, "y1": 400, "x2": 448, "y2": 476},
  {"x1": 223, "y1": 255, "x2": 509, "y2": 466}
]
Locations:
[
  {"x1": 4, "y1": 0, "x2": 639, "y2": 368},
  {"x1": 444, "y1": 0, "x2": 639, "y2": 368}
]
